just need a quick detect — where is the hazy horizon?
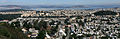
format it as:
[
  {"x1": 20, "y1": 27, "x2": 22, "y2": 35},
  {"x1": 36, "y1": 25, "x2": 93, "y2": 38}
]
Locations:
[{"x1": 0, "y1": 0, "x2": 120, "y2": 5}]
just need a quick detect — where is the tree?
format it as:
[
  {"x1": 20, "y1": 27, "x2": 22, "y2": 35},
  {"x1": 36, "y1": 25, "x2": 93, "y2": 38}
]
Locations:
[{"x1": 36, "y1": 30, "x2": 46, "y2": 39}]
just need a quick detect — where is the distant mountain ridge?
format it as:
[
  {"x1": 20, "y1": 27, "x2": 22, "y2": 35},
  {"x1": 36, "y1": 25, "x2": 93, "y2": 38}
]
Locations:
[
  {"x1": 0, "y1": 9, "x2": 34, "y2": 12},
  {"x1": 0, "y1": 5, "x2": 120, "y2": 10},
  {"x1": 0, "y1": 5, "x2": 89, "y2": 9}
]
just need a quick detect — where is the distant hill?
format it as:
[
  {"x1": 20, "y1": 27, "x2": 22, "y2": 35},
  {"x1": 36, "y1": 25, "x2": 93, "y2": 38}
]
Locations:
[
  {"x1": 0, "y1": 9, "x2": 34, "y2": 12},
  {"x1": 70, "y1": 5, "x2": 89, "y2": 8},
  {"x1": 0, "y1": 5, "x2": 89, "y2": 9},
  {"x1": 30, "y1": 5, "x2": 89, "y2": 8},
  {"x1": 0, "y1": 5, "x2": 120, "y2": 10},
  {"x1": 93, "y1": 11, "x2": 117, "y2": 15},
  {"x1": 0, "y1": 5, "x2": 20, "y2": 7}
]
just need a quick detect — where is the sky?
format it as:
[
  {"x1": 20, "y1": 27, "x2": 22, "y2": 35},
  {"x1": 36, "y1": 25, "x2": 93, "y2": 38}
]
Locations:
[{"x1": 0, "y1": 0, "x2": 120, "y2": 5}]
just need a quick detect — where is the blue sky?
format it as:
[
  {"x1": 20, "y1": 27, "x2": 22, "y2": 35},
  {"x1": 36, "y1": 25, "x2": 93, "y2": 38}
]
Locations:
[{"x1": 0, "y1": 0, "x2": 120, "y2": 5}]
